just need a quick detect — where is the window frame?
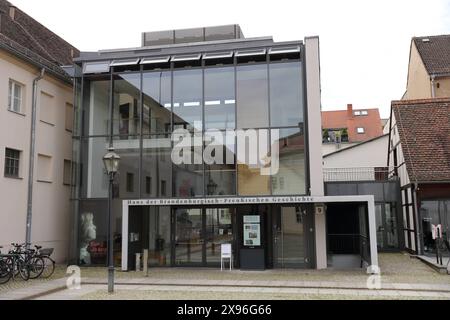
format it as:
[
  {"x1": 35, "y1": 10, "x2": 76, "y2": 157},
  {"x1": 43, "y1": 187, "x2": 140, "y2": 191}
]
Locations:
[
  {"x1": 357, "y1": 127, "x2": 365, "y2": 134},
  {"x1": 8, "y1": 79, "x2": 24, "y2": 114},
  {"x1": 4, "y1": 148, "x2": 21, "y2": 178}
]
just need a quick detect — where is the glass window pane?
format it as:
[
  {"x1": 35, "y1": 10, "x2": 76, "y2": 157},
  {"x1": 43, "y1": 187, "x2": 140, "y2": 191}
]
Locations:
[
  {"x1": 236, "y1": 64, "x2": 269, "y2": 129},
  {"x1": 141, "y1": 134, "x2": 173, "y2": 198},
  {"x1": 385, "y1": 203, "x2": 398, "y2": 248},
  {"x1": 142, "y1": 71, "x2": 172, "y2": 134},
  {"x1": 205, "y1": 208, "x2": 234, "y2": 265},
  {"x1": 175, "y1": 208, "x2": 203, "y2": 265},
  {"x1": 204, "y1": 67, "x2": 235, "y2": 130},
  {"x1": 8, "y1": 80, "x2": 12, "y2": 108},
  {"x1": 80, "y1": 137, "x2": 109, "y2": 198},
  {"x1": 113, "y1": 136, "x2": 140, "y2": 198},
  {"x1": 269, "y1": 62, "x2": 303, "y2": 127},
  {"x1": 237, "y1": 129, "x2": 270, "y2": 195},
  {"x1": 173, "y1": 69, "x2": 202, "y2": 131},
  {"x1": 146, "y1": 206, "x2": 171, "y2": 266},
  {"x1": 204, "y1": 130, "x2": 236, "y2": 196},
  {"x1": 173, "y1": 131, "x2": 203, "y2": 197},
  {"x1": 271, "y1": 128, "x2": 306, "y2": 195},
  {"x1": 420, "y1": 200, "x2": 439, "y2": 253},
  {"x1": 113, "y1": 74, "x2": 141, "y2": 136},
  {"x1": 79, "y1": 200, "x2": 108, "y2": 265},
  {"x1": 83, "y1": 77, "x2": 110, "y2": 136}
]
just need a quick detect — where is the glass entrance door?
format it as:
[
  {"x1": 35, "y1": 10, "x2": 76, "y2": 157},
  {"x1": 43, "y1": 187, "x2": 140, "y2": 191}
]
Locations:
[
  {"x1": 174, "y1": 208, "x2": 203, "y2": 265},
  {"x1": 174, "y1": 207, "x2": 235, "y2": 266},
  {"x1": 273, "y1": 206, "x2": 306, "y2": 268},
  {"x1": 375, "y1": 203, "x2": 399, "y2": 250}
]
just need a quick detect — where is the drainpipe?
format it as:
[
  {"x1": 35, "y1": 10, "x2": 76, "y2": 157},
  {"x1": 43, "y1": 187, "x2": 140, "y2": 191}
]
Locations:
[
  {"x1": 25, "y1": 68, "x2": 45, "y2": 248},
  {"x1": 431, "y1": 74, "x2": 436, "y2": 98}
]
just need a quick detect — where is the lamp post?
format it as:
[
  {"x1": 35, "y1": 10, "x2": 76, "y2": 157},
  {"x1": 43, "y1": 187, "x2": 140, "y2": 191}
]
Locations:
[{"x1": 103, "y1": 148, "x2": 120, "y2": 293}]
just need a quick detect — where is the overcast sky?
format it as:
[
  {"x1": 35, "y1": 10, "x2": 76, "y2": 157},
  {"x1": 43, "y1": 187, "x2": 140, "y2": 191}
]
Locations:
[{"x1": 10, "y1": 0, "x2": 450, "y2": 117}]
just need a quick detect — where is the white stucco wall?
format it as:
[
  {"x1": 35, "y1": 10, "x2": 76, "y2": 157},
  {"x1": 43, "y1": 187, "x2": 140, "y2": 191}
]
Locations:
[
  {"x1": 323, "y1": 135, "x2": 388, "y2": 169},
  {"x1": 0, "y1": 49, "x2": 73, "y2": 263},
  {"x1": 305, "y1": 36, "x2": 327, "y2": 269}
]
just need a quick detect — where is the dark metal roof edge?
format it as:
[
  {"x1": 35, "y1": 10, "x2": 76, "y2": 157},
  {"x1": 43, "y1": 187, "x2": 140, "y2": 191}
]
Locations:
[{"x1": 75, "y1": 38, "x2": 303, "y2": 63}]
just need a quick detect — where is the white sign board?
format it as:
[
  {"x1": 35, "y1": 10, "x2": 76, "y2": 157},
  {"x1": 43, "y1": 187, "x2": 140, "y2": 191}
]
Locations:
[
  {"x1": 221, "y1": 244, "x2": 232, "y2": 258},
  {"x1": 432, "y1": 224, "x2": 442, "y2": 240}
]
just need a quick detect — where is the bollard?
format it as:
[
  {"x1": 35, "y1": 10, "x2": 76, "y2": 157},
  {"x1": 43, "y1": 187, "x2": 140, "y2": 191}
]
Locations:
[
  {"x1": 135, "y1": 253, "x2": 141, "y2": 272},
  {"x1": 143, "y1": 249, "x2": 148, "y2": 276}
]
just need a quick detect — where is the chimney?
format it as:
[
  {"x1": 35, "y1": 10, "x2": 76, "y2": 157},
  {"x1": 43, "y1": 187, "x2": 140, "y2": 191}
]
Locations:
[
  {"x1": 347, "y1": 104, "x2": 353, "y2": 117},
  {"x1": 9, "y1": 5, "x2": 16, "y2": 20}
]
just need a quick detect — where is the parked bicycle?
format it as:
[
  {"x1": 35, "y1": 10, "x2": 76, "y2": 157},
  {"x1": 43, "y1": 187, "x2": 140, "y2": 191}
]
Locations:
[{"x1": 0, "y1": 243, "x2": 56, "y2": 285}]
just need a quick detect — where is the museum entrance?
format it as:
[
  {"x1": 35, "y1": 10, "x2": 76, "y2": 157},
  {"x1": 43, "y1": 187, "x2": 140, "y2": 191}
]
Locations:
[{"x1": 127, "y1": 203, "x2": 316, "y2": 270}]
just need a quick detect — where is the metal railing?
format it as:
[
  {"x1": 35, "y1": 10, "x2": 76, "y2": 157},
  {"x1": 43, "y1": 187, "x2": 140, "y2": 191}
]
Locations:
[
  {"x1": 328, "y1": 234, "x2": 360, "y2": 254},
  {"x1": 323, "y1": 167, "x2": 398, "y2": 182}
]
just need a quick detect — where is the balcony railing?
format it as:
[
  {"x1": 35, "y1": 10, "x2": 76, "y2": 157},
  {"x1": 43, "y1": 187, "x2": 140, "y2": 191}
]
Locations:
[{"x1": 323, "y1": 167, "x2": 398, "y2": 182}]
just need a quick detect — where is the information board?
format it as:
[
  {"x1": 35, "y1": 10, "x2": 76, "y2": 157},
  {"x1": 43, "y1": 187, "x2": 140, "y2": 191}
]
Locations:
[{"x1": 243, "y1": 215, "x2": 261, "y2": 246}]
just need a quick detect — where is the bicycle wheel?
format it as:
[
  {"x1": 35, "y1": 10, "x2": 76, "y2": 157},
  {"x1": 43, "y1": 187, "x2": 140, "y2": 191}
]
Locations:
[
  {"x1": 29, "y1": 257, "x2": 45, "y2": 279},
  {"x1": 16, "y1": 259, "x2": 30, "y2": 281},
  {"x1": 40, "y1": 256, "x2": 55, "y2": 278},
  {"x1": 0, "y1": 259, "x2": 12, "y2": 285}
]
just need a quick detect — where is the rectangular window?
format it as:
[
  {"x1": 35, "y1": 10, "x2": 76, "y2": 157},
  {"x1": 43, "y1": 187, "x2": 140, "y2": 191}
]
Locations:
[
  {"x1": 37, "y1": 154, "x2": 52, "y2": 182},
  {"x1": 172, "y1": 69, "x2": 203, "y2": 131},
  {"x1": 4, "y1": 148, "x2": 20, "y2": 178},
  {"x1": 354, "y1": 111, "x2": 361, "y2": 116},
  {"x1": 357, "y1": 127, "x2": 365, "y2": 134},
  {"x1": 204, "y1": 67, "x2": 235, "y2": 130},
  {"x1": 161, "y1": 180, "x2": 167, "y2": 196},
  {"x1": 63, "y1": 159, "x2": 72, "y2": 185},
  {"x1": 271, "y1": 128, "x2": 306, "y2": 195},
  {"x1": 145, "y1": 176, "x2": 152, "y2": 194},
  {"x1": 8, "y1": 80, "x2": 23, "y2": 113},
  {"x1": 65, "y1": 103, "x2": 74, "y2": 132},
  {"x1": 126, "y1": 172, "x2": 134, "y2": 192},
  {"x1": 269, "y1": 62, "x2": 303, "y2": 127},
  {"x1": 361, "y1": 110, "x2": 368, "y2": 115},
  {"x1": 40, "y1": 92, "x2": 55, "y2": 125},
  {"x1": 236, "y1": 64, "x2": 269, "y2": 129}
]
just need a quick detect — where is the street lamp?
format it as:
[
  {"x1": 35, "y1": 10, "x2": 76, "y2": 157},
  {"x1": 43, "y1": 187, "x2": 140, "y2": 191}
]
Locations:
[{"x1": 103, "y1": 147, "x2": 120, "y2": 293}]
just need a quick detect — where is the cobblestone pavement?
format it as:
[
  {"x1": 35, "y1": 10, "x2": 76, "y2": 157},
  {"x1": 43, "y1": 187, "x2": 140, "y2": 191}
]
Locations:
[{"x1": 1, "y1": 252, "x2": 449, "y2": 300}]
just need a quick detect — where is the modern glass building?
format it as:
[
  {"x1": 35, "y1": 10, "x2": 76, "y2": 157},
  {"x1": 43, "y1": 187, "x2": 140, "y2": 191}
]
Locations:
[{"x1": 70, "y1": 25, "x2": 380, "y2": 271}]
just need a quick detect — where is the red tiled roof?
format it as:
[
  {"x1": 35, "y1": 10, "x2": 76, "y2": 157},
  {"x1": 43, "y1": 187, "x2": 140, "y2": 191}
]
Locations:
[
  {"x1": 392, "y1": 98, "x2": 450, "y2": 182},
  {"x1": 322, "y1": 106, "x2": 383, "y2": 143}
]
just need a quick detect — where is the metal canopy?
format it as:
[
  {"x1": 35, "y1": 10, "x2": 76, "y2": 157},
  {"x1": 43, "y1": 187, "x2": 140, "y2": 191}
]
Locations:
[
  {"x1": 202, "y1": 51, "x2": 234, "y2": 60},
  {"x1": 140, "y1": 56, "x2": 171, "y2": 64},
  {"x1": 110, "y1": 58, "x2": 140, "y2": 66},
  {"x1": 268, "y1": 46, "x2": 301, "y2": 55},
  {"x1": 171, "y1": 53, "x2": 202, "y2": 62},
  {"x1": 83, "y1": 61, "x2": 111, "y2": 74},
  {"x1": 235, "y1": 48, "x2": 266, "y2": 57}
]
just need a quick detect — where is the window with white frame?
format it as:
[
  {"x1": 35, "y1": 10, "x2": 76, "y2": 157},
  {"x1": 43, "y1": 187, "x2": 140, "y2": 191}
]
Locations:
[
  {"x1": 357, "y1": 127, "x2": 365, "y2": 134},
  {"x1": 354, "y1": 110, "x2": 361, "y2": 116},
  {"x1": 8, "y1": 80, "x2": 24, "y2": 113},
  {"x1": 361, "y1": 110, "x2": 368, "y2": 115}
]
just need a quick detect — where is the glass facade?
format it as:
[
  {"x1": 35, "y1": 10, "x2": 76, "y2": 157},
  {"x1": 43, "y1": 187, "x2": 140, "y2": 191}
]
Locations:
[
  {"x1": 73, "y1": 52, "x2": 307, "y2": 265},
  {"x1": 420, "y1": 200, "x2": 450, "y2": 254}
]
